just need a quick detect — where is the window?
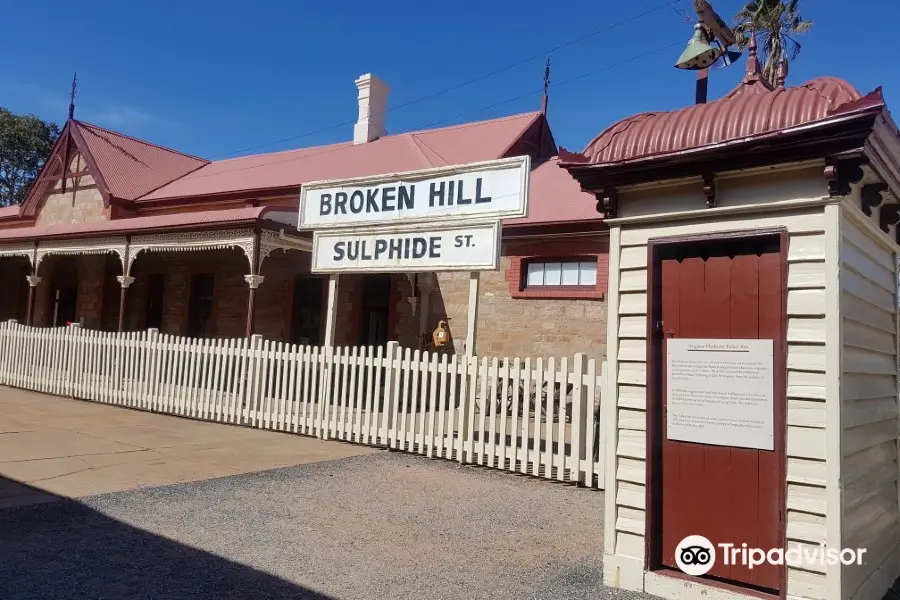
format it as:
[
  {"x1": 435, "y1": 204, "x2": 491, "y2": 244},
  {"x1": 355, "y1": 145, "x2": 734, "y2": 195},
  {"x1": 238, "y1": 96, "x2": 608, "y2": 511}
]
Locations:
[{"x1": 525, "y1": 260, "x2": 597, "y2": 288}]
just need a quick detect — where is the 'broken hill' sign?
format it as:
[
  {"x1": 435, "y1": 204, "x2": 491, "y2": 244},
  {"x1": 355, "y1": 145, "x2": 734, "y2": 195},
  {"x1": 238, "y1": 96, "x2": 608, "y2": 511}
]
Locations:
[{"x1": 298, "y1": 156, "x2": 530, "y2": 229}]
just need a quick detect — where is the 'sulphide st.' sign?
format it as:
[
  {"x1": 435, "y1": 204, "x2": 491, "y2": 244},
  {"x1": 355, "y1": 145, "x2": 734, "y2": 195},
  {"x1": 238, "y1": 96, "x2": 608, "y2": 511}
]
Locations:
[
  {"x1": 312, "y1": 221, "x2": 501, "y2": 273},
  {"x1": 299, "y1": 156, "x2": 530, "y2": 229}
]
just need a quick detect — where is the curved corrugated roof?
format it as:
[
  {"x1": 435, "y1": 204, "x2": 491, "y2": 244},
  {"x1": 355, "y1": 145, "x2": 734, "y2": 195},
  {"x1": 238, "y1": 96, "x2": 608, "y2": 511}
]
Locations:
[{"x1": 578, "y1": 76, "x2": 861, "y2": 165}]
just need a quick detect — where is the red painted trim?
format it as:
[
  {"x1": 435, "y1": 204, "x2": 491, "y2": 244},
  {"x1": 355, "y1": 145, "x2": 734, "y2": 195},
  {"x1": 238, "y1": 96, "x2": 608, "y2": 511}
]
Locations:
[
  {"x1": 504, "y1": 238, "x2": 609, "y2": 300},
  {"x1": 134, "y1": 186, "x2": 301, "y2": 207},
  {"x1": 21, "y1": 123, "x2": 72, "y2": 217},
  {"x1": 68, "y1": 123, "x2": 113, "y2": 205}
]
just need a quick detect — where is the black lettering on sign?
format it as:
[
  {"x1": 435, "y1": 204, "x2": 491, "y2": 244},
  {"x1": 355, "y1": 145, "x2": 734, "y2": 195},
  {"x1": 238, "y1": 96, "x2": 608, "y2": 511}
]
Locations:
[
  {"x1": 361, "y1": 241, "x2": 373, "y2": 260},
  {"x1": 398, "y1": 185, "x2": 414, "y2": 210},
  {"x1": 320, "y1": 193, "x2": 333, "y2": 216},
  {"x1": 475, "y1": 177, "x2": 491, "y2": 204},
  {"x1": 366, "y1": 189, "x2": 379, "y2": 212},
  {"x1": 333, "y1": 241, "x2": 345, "y2": 261},
  {"x1": 447, "y1": 180, "x2": 455, "y2": 206},
  {"x1": 428, "y1": 236, "x2": 441, "y2": 258},
  {"x1": 334, "y1": 192, "x2": 348, "y2": 215},
  {"x1": 374, "y1": 239, "x2": 388, "y2": 259},
  {"x1": 346, "y1": 241, "x2": 359, "y2": 260},
  {"x1": 349, "y1": 191, "x2": 364, "y2": 213},
  {"x1": 429, "y1": 182, "x2": 445, "y2": 207},
  {"x1": 456, "y1": 179, "x2": 472, "y2": 204},
  {"x1": 382, "y1": 186, "x2": 396, "y2": 211},
  {"x1": 411, "y1": 238, "x2": 427, "y2": 259},
  {"x1": 389, "y1": 238, "x2": 402, "y2": 259},
  {"x1": 454, "y1": 235, "x2": 463, "y2": 248}
]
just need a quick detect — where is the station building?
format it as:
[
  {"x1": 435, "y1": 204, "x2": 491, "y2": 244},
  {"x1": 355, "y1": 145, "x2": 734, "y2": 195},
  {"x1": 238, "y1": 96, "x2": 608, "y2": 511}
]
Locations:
[{"x1": 0, "y1": 74, "x2": 606, "y2": 359}]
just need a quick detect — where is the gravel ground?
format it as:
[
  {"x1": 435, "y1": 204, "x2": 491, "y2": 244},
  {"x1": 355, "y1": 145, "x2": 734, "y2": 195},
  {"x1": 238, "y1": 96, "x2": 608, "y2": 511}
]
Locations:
[{"x1": 1, "y1": 450, "x2": 655, "y2": 600}]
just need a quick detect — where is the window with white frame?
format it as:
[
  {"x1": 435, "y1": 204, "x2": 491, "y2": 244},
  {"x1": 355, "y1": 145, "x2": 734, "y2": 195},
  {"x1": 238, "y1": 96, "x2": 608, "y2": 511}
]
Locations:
[{"x1": 525, "y1": 259, "x2": 597, "y2": 288}]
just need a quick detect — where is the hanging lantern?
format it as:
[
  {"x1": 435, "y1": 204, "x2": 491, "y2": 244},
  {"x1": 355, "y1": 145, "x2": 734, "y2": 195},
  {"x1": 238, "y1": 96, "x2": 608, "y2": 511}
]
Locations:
[{"x1": 432, "y1": 319, "x2": 450, "y2": 348}]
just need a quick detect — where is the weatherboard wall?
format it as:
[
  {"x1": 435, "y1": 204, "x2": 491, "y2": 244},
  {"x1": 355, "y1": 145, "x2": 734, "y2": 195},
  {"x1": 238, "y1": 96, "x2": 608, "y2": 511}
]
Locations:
[
  {"x1": 603, "y1": 164, "x2": 838, "y2": 600},
  {"x1": 839, "y1": 202, "x2": 900, "y2": 600}
]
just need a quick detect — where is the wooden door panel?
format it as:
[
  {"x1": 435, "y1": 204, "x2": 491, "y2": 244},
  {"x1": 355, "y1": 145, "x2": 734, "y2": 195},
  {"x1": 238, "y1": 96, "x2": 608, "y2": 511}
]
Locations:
[{"x1": 656, "y1": 242, "x2": 784, "y2": 593}]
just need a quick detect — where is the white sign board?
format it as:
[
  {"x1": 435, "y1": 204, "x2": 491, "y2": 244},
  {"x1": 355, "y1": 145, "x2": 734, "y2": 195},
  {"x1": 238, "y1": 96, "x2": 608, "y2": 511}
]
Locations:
[
  {"x1": 311, "y1": 221, "x2": 501, "y2": 273},
  {"x1": 666, "y1": 338, "x2": 774, "y2": 451},
  {"x1": 299, "y1": 156, "x2": 530, "y2": 229}
]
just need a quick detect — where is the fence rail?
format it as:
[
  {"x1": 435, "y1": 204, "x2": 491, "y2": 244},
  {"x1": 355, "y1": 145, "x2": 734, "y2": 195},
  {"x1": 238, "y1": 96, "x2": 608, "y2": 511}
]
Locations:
[{"x1": 0, "y1": 322, "x2": 606, "y2": 488}]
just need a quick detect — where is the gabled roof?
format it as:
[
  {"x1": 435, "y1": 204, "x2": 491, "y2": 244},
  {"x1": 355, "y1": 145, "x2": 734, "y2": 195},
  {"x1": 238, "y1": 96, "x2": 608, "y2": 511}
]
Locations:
[
  {"x1": 505, "y1": 157, "x2": 601, "y2": 228},
  {"x1": 141, "y1": 112, "x2": 545, "y2": 201},
  {"x1": 18, "y1": 119, "x2": 208, "y2": 219},
  {"x1": 73, "y1": 121, "x2": 208, "y2": 200}
]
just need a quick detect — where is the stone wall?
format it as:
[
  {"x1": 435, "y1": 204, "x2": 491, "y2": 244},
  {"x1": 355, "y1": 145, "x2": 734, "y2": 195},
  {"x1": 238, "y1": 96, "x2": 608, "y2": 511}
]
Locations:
[
  {"x1": 429, "y1": 236, "x2": 609, "y2": 360},
  {"x1": 35, "y1": 155, "x2": 109, "y2": 227}
]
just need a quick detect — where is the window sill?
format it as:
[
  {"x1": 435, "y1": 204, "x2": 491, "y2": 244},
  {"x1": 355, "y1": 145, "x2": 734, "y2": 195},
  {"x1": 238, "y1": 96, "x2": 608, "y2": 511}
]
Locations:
[{"x1": 511, "y1": 288, "x2": 605, "y2": 300}]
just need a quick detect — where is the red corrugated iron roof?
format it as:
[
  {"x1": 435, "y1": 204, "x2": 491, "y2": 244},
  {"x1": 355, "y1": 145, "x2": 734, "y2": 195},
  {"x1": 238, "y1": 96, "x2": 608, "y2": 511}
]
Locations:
[
  {"x1": 0, "y1": 206, "x2": 295, "y2": 241},
  {"x1": 72, "y1": 121, "x2": 209, "y2": 200},
  {"x1": 505, "y1": 157, "x2": 599, "y2": 227},
  {"x1": 568, "y1": 76, "x2": 861, "y2": 166},
  {"x1": 141, "y1": 112, "x2": 543, "y2": 201}
]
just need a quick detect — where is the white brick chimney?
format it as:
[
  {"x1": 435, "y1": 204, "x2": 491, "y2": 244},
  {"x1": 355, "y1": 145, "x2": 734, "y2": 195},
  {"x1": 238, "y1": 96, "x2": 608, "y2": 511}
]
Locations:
[{"x1": 353, "y1": 73, "x2": 389, "y2": 144}]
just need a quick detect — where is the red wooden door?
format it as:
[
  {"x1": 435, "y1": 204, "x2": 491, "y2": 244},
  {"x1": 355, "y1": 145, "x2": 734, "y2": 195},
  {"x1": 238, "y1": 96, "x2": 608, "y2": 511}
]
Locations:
[{"x1": 654, "y1": 238, "x2": 785, "y2": 593}]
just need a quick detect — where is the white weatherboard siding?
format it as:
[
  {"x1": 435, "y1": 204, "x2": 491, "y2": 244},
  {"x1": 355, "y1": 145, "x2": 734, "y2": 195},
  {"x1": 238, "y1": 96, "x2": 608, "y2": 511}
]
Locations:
[
  {"x1": 839, "y1": 204, "x2": 900, "y2": 600},
  {"x1": 604, "y1": 166, "x2": 838, "y2": 600}
]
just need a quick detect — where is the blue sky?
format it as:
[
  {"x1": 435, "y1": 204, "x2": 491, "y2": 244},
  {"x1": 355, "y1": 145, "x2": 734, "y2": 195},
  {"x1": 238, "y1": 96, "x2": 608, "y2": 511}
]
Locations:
[{"x1": 1, "y1": 0, "x2": 896, "y2": 160}]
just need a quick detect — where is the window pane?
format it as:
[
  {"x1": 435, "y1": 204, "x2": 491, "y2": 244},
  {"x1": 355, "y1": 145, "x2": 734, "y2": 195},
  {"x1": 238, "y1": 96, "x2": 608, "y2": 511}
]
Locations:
[
  {"x1": 526, "y1": 263, "x2": 544, "y2": 286},
  {"x1": 544, "y1": 263, "x2": 562, "y2": 286},
  {"x1": 579, "y1": 261, "x2": 597, "y2": 286},
  {"x1": 561, "y1": 262, "x2": 579, "y2": 285}
]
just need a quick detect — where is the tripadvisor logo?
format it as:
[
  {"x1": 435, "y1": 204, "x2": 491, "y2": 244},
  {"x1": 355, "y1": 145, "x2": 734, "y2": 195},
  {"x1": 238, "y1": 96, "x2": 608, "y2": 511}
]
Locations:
[
  {"x1": 675, "y1": 535, "x2": 867, "y2": 576},
  {"x1": 676, "y1": 535, "x2": 716, "y2": 576}
]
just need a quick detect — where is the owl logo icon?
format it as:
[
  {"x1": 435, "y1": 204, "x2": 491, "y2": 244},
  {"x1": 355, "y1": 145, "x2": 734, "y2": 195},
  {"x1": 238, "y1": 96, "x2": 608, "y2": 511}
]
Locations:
[{"x1": 675, "y1": 535, "x2": 716, "y2": 576}]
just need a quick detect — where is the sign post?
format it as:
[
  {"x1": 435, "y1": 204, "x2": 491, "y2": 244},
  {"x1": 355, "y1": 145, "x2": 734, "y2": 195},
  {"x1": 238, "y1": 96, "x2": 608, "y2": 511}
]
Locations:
[{"x1": 299, "y1": 155, "x2": 530, "y2": 355}]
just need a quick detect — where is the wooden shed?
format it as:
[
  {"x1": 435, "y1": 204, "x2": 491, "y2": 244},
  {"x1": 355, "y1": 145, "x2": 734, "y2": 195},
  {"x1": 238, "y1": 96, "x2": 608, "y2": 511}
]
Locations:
[{"x1": 562, "y1": 50, "x2": 900, "y2": 600}]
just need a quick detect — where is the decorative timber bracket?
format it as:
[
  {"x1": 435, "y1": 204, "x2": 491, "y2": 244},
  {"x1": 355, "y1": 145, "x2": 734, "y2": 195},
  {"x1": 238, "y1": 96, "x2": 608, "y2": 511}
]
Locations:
[
  {"x1": 824, "y1": 158, "x2": 864, "y2": 197},
  {"x1": 595, "y1": 187, "x2": 618, "y2": 219},
  {"x1": 878, "y1": 203, "x2": 900, "y2": 234},
  {"x1": 702, "y1": 174, "x2": 716, "y2": 208},
  {"x1": 861, "y1": 183, "x2": 888, "y2": 216}
]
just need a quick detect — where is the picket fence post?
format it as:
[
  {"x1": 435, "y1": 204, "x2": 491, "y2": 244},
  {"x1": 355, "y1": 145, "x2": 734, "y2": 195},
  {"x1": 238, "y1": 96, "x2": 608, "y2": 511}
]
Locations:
[
  {"x1": 379, "y1": 341, "x2": 399, "y2": 447},
  {"x1": 570, "y1": 353, "x2": 587, "y2": 486}
]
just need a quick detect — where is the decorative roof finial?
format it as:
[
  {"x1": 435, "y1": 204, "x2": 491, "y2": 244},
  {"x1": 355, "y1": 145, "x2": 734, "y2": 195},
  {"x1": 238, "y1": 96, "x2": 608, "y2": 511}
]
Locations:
[
  {"x1": 540, "y1": 58, "x2": 550, "y2": 116},
  {"x1": 741, "y1": 33, "x2": 761, "y2": 83},
  {"x1": 68, "y1": 73, "x2": 77, "y2": 121},
  {"x1": 776, "y1": 57, "x2": 789, "y2": 88}
]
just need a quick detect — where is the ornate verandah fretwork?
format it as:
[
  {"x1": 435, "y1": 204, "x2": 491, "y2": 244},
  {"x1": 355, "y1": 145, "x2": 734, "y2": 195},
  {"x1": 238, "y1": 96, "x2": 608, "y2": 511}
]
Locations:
[
  {"x1": 35, "y1": 237, "x2": 128, "y2": 272},
  {"x1": 126, "y1": 228, "x2": 311, "y2": 276},
  {"x1": 0, "y1": 242, "x2": 37, "y2": 268},
  {"x1": 127, "y1": 228, "x2": 258, "y2": 276}
]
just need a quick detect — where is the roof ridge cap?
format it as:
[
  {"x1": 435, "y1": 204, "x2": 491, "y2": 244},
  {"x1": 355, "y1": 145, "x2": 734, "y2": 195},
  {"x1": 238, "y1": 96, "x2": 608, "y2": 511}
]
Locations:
[
  {"x1": 406, "y1": 111, "x2": 541, "y2": 136},
  {"x1": 209, "y1": 139, "x2": 353, "y2": 165},
  {"x1": 74, "y1": 120, "x2": 209, "y2": 164}
]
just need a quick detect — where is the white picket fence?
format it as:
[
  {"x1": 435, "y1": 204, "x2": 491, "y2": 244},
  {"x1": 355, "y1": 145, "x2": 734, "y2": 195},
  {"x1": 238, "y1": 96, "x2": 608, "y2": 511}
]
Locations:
[{"x1": 0, "y1": 321, "x2": 607, "y2": 488}]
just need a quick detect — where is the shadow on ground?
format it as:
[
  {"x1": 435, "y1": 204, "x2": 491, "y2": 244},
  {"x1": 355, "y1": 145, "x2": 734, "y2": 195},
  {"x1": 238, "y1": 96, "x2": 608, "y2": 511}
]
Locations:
[{"x1": 0, "y1": 476, "x2": 335, "y2": 600}]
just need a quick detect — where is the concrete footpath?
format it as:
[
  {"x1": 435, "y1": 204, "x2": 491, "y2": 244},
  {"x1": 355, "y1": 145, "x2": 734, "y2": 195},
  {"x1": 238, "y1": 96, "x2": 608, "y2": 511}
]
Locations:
[{"x1": 0, "y1": 387, "x2": 374, "y2": 507}]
